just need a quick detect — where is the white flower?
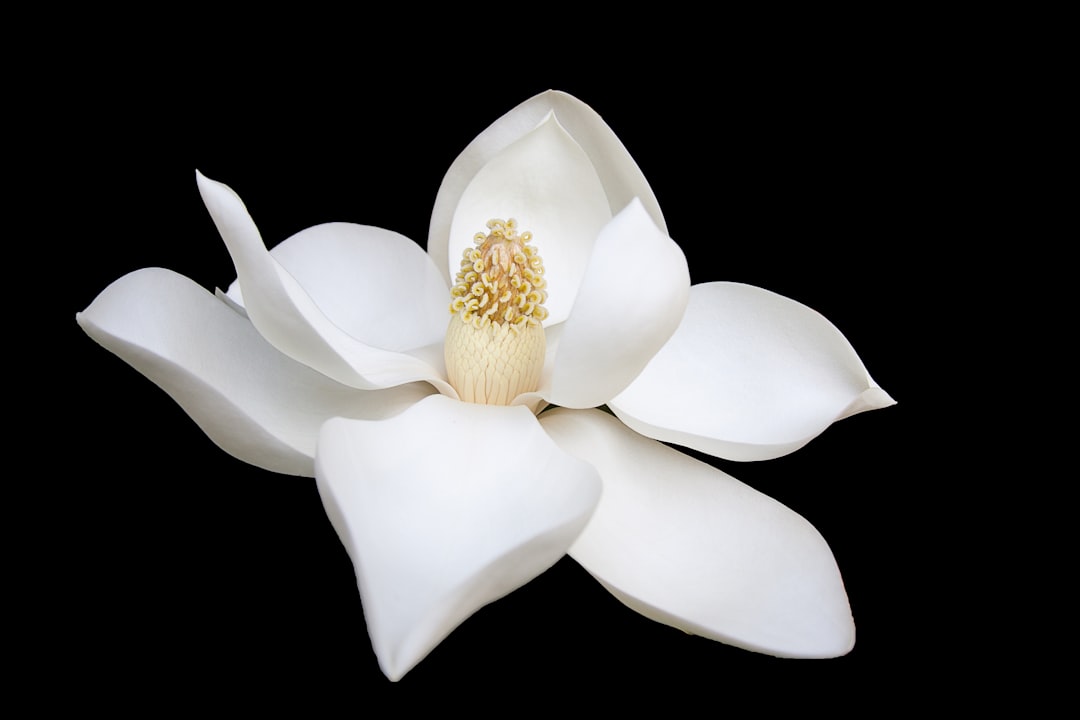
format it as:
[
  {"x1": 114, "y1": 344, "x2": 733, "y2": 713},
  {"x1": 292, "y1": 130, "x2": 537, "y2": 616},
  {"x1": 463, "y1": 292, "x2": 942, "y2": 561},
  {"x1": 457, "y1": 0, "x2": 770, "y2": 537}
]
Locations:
[{"x1": 76, "y1": 90, "x2": 894, "y2": 681}]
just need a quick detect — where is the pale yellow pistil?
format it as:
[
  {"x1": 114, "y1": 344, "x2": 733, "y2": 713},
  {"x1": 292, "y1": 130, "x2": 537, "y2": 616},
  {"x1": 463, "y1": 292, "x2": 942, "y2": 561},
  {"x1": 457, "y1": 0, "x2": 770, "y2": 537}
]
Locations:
[{"x1": 444, "y1": 218, "x2": 549, "y2": 405}]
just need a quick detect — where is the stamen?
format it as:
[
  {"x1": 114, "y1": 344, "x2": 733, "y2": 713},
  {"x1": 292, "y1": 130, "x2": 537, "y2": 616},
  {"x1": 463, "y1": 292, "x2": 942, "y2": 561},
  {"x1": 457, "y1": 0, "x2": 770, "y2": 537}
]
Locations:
[
  {"x1": 444, "y1": 218, "x2": 549, "y2": 405},
  {"x1": 447, "y1": 218, "x2": 548, "y2": 331}
]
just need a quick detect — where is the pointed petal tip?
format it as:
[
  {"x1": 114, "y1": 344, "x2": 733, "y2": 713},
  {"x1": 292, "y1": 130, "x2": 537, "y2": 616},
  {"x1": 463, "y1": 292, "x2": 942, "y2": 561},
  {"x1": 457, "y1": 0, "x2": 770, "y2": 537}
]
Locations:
[
  {"x1": 379, "y1": 655, "x2": 409, "y2": 682},
  {"x1": 75, "y1": 308, "x2": 99, "y2": 334},
  {"x1": 840, "y1": 385, "x2": 897, "y2": 420},
  {"x1": 621, "y1": 196, "x2": 673, "y2": 250},
  {"x1": 867, "y1": 385, "x2": 897, "y2": 408},
  {"x1": 194, "y1": 170, "x2": 247, "y2": 213},
  {"x1": 195, "y1": 168, "x2": 227, "y2": 195}
]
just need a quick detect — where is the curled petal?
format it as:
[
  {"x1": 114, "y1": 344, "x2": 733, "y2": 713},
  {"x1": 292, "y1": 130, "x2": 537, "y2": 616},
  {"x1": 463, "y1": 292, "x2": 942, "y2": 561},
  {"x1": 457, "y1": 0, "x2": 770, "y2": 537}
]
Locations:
[
  {"x1": 225, "y1": 222, "x2": 449, "y2": 353},
  {"x1": 610, "y1": 282, "x2": 895, "y2": 461},
  {"x1": 447, "y1": 113, "x2": 611, "y2": 325},
  {"x1": 77, "y1": 268, "x2": 433, "y2": 476},
  {"x1": 316, "y1": 395, "x2": 601, "y2": 680},
  {"x1": 430, "y1": 90, "x2": 666, "y2": 292},
  {"x1": 539, "y1": 407, "x2": 855, "y2": 658},
  {"x1": 197, "y1": 171, "x2": 452, "y2": 394},
  {"x1": 539, "y1": 199, "x2": 689, "y2": 408}
]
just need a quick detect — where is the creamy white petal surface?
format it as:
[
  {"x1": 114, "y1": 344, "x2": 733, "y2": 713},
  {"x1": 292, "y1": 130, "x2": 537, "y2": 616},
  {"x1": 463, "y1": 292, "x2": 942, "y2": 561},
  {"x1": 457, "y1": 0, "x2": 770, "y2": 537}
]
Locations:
[
  {"x1": 429, "y1": 90, "x2": 666, "y2": 292},
  {"x1": 225, "y1": 222, "x2": 449, "y2": 353},
  {"x1": 197, "y1": 171, "x2": 453, "y2": 394},
  {"x1": 447, "y1": 113, "x2": 611, "y2": 325},
  {"x1": 539, "y1": 408, "x2": 855, "y2": 658},
  {"x1": 315, "y1": 395, "x2": 601, "y2": 681},
  {"x1": 539, "y1": 199, "x2": 690, "y2": 408},
  {"x1": 611, "y1": 282, "x2": 896, "y2": 461},
  {"x1": 77, "y1": 268, "x2": 434, "y2": 476}
]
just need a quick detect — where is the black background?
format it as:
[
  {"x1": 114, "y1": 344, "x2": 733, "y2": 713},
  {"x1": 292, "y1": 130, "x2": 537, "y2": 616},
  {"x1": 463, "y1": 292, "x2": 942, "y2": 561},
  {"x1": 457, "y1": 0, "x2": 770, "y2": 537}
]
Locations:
[{"x1": 55, "y1": 26, "x2": 953, "y2": 707}]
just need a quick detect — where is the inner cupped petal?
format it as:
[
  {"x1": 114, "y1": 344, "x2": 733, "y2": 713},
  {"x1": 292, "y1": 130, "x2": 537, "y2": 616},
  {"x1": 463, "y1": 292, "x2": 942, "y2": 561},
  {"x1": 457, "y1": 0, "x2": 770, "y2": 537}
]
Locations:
[
  {"x1": 429, "y1": 91, "x2": 667, "y2": 293},
  {"x1": 225, "y1": 222, "x2": 449, "y2": 353},
  {"x1": 197, "y1": 171, "x2": 452, "y2": 395},
  {"x1": 534, "y1": 199, "x2": 689, "y2": 409},
  {"x1": 447, "y1": 112, "x2": 612, "y2": 326}
]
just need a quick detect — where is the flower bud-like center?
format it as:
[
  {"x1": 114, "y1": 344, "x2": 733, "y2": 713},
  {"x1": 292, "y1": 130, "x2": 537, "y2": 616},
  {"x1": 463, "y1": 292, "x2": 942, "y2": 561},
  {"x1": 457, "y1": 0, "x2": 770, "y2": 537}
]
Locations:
[{"x1": 444, "y1": 218, "x2": 548, "y2": 405}]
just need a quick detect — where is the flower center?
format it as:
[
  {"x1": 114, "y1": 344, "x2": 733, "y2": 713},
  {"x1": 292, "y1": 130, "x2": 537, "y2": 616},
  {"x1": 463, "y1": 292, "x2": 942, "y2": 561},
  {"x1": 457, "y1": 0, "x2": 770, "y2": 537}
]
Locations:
[{"x1": 444, "y1": 219, "x2": 548, "y2": 405}]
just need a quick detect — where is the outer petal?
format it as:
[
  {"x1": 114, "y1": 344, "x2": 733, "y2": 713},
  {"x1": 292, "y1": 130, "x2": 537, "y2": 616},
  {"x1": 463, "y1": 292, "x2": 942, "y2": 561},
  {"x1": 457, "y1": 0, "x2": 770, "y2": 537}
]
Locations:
[
  {"x1": 610, "y1": 282, "x2": 895, "y2": 461},
  {"x1": 447, "y1": 113, "x2": 611, "y2": 325},
  {"x1": 539, "y1": 408, "x2": 855, "y2": 658},
  {"x1": 224, "y1": 222, "x2": 449, "y2": 353},
  {"x1": 430, "y1": 90, "x2": 667, "y2": 291},
  {"x1": 197, "y1": 171, "x2": 453, "y2": 395},
  {"x1": 77, "y1": 268, "x2": 434, "y2": 476},
  {"x1": 315, "y1": 395, "x2": 601, "y2": 681},
  {"x1": 536, "y1": 199, "x2": 689, "y2": 408}
]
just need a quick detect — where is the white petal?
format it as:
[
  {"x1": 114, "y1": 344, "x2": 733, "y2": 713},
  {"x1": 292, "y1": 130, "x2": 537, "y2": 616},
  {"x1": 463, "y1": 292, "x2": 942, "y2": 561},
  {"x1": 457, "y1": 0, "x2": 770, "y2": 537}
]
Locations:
[
  {"x1": 224, "y1": 222, "x2": 449, "y2": 352},
  {"x1": 196, "y1": 171, "x2": 452, "y2": 394},
  {"x1": 447, "y1": 113, "x2": 611, "y2": 325},
  {"x1": 611, "y1": 282, "x2": 896, "y2": 461},
  {"x1": 430, "y1": 90, "x2": 667, "y2": 292},
  {"x1": 315, "y1": 395, "x2": 601, "y2": 681},
  {"x1": 77, "y1": 268, "x2": 434, "y2": 476},
  {"x1": 215, "y1": 286, "x2": 248, "y2": 316},
  {"x1": 540, "y1": 199, "x2": 689, "y2": 408},
  {"x1": 539, "y1": 408, "x2": 855, "y2": 658}
]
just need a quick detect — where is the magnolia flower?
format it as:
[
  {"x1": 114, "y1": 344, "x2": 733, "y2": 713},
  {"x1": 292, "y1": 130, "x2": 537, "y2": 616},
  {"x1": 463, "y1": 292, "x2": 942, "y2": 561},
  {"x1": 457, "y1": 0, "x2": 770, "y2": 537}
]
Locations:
[{"x1": 77, "y1": 90, "x2": 893, "y2": 681}]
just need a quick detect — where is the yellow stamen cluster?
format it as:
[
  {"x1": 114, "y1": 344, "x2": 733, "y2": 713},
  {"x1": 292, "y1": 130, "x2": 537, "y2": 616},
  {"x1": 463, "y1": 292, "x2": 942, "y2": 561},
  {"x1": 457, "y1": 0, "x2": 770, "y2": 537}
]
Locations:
[
  {"x1": 444, "y1": 219, "x2": 548, "y2": 405},
  {"x1": 448, "y1": 218, "x2": 549, "y2": 332}
]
